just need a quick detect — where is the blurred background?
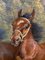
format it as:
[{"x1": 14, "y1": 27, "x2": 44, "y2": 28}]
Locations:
[{"x1": 0, "y1": 0, "x2": 45, "y2": 43}]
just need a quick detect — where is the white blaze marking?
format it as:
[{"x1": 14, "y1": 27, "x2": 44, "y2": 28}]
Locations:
[
  {"x1": 17, "y1": 20, "x2": 24, "y2": 25},
  {"x1": 22, "y1": 18, "x2": 30, "y2": 24}
]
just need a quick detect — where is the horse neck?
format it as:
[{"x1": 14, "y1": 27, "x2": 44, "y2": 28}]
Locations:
[
  {"x1": 23, "y1": 30, "x2": 41, "y2": 57},
  {"x1": 24, "y1": 30, "x2": 37, "y2": 45}
]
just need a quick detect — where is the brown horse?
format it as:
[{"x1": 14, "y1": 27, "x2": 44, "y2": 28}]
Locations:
[
  {"x1": 0, "y1": 9, "x2": 35, "y2": 60},
  {"x1": 11, "y1": 9, "x2": 45, "y2": 60}
]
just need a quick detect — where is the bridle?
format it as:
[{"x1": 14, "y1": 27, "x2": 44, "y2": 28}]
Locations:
[
  {"x1": 16, "y1": 18, "x2": 30, "y2": 39},
  {"x1": 11, "y1": 18, "x2": 31, "y2": 47}
]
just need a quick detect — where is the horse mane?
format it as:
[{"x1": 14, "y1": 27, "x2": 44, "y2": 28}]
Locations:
[
  {"x1": 22, "y1": 13, "x2": 43, "y2": 42},
  {"x1": 31, "y1": 22, "x2": 43, "y2": 42}
]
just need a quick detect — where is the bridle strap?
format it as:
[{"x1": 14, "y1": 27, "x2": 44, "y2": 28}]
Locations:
[
  {"x1": 21, "y1": 18, "x2": 30, "y2": 38},
  {"x1": 11, "y1": 17, "x2": 31, "y2": 46},
  {"x1": 15, "y1": 17, "x2": 30, "y2": 39},
  {"x1": 21, "y1": 17, "x2": 30, "y2": 24}
]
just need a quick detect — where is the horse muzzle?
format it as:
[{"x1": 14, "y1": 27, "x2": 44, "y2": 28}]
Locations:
[{"x1": 11, "y1": 30, "x2": 23, "y2": 47}]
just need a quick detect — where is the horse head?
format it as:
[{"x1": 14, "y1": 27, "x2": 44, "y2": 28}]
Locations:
[{"x1": 11, "y1": 9, "x2": 35, "y2": 47}]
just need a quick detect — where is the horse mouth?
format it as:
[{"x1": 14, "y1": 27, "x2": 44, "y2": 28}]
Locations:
[
  {"x1": 11, "y1": 30, "x2": 23, "y2": 47},
  {"x1": 15, "y1": 35, "x2": 23, "y2": 46},
  {"x1": 11, "y1": 36, "x2": 23, "y2": 47}
]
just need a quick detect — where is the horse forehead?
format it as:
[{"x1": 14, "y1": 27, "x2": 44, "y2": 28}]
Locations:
[
  {"x1": 17, "y1": 20, "x2": 24, "y2": 25},
  {"x1": 16, "y1": 18, "x2": 29, "y2": 25}
]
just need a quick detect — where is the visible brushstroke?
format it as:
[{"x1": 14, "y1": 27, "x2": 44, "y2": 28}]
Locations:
[{"x1": 0, "y1": 28, "x2": 6, "y2": 40}]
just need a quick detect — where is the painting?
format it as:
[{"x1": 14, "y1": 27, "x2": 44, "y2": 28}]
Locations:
[{"x1": 0, "y1": 0, "x2": 45, "y2": 60}]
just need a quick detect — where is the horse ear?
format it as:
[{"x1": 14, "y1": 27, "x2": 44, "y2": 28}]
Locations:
[
  {"x1": 18, "y1": 9, "x2": 22, "y2": 17},
  {"x1": 28, "y1": 9, "x2": 35, "y2": 20}
]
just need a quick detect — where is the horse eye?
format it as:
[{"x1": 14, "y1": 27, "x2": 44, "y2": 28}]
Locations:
[
  {"x1": 25, "y1": 24, "x2": 29, "y2": 29},
  {"x1": 26, "y1": 25, "x2": 28, "y2": 28}
]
